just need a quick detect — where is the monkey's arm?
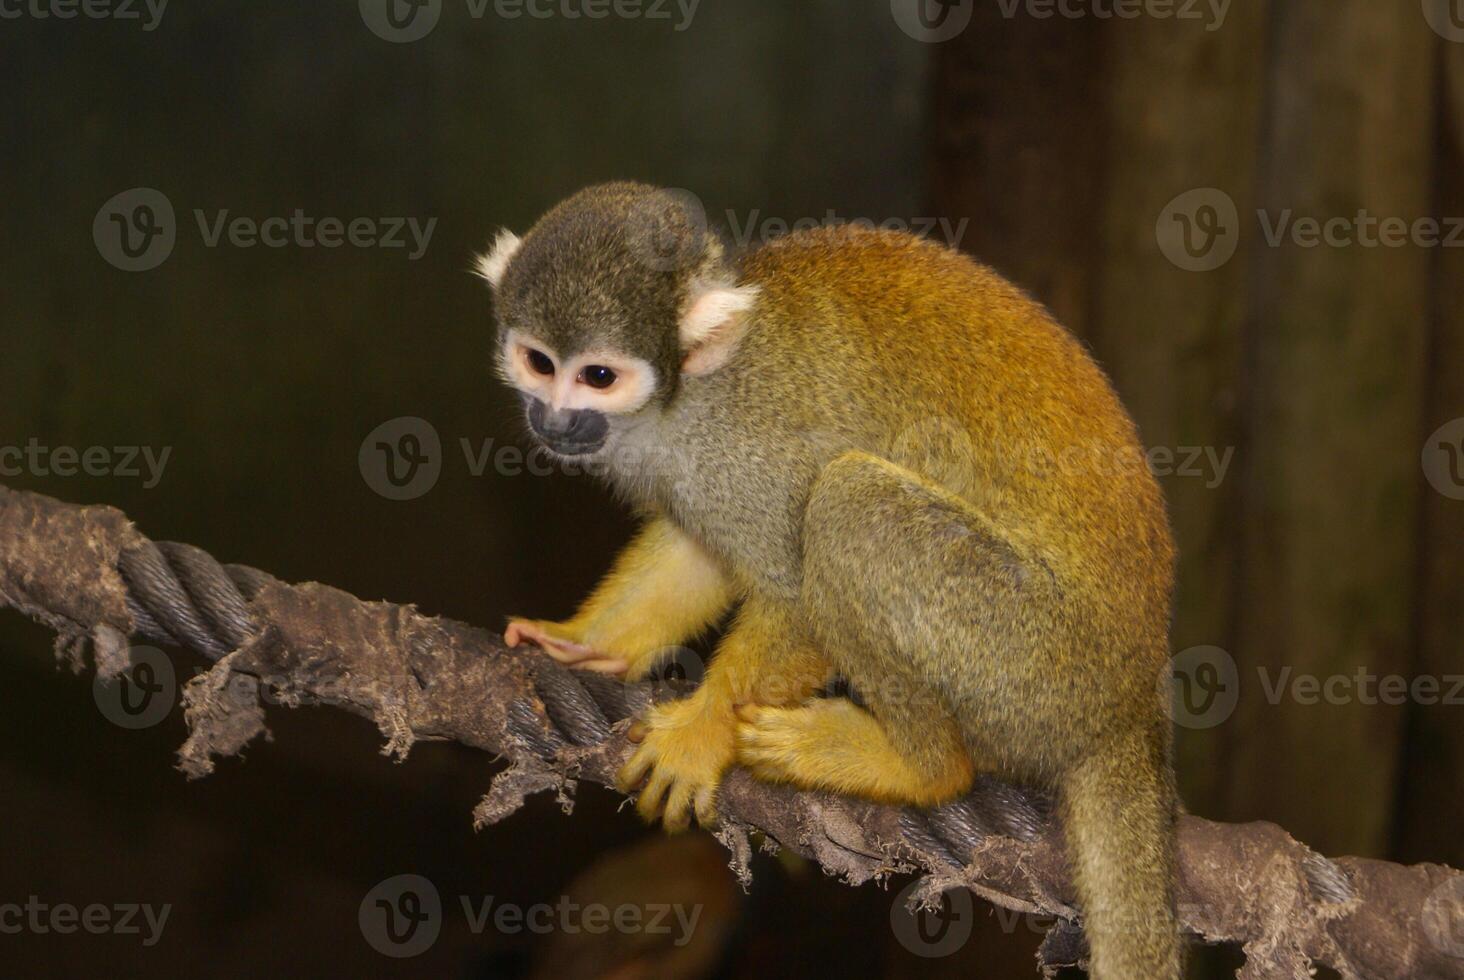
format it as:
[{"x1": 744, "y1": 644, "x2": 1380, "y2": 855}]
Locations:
[
  {"x1": 615, "y1": 597, "x2": 831, "y2": 831},
  {"x1": 506, "y1": 517, "x2": 734, "y2": 678}
]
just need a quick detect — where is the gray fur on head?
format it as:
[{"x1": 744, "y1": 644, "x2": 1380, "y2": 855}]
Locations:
[{"x1": 492, "y1": 182, "x2": 730, "y2": 404}]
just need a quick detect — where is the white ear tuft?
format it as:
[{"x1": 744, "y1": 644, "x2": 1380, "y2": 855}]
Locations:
[
  {"x1": 473, "y1": 229, "x2": 523, "y2": 288},
  {"x1": 679, "y1": 283, "x2": 759, "y2": 376}
]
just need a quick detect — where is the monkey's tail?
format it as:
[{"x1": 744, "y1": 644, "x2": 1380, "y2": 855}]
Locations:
[{"x1": 1058, "y1": 725, "x2": 1183, "y2": 980}]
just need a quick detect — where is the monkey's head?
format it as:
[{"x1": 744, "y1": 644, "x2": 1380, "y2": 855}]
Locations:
[{"x1": 477, "y1": 182, "x2": 758, "y2": 459}]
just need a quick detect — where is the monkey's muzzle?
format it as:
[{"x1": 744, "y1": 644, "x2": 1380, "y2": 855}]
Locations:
[{"x1": 525, "y1": 397, "x2": 609, "y2": 456}]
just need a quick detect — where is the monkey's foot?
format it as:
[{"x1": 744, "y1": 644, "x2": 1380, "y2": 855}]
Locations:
[
  {"x1": 615, "y1": 696, "x2": 736, "y2": 832},
  {"x1": 504, "y1": 618, "x2": 629, "y2": 675},
  {"x1": 735, "y1": 700, "x2": 972, "y2": 806}
]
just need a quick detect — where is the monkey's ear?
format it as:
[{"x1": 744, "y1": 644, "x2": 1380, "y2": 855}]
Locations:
[
  {"x1": 473, "y1": 229, "x2": 522, "y2": 288},
  {"x1": 679, "y1": 283, "x2": 759, "y2": 376}
]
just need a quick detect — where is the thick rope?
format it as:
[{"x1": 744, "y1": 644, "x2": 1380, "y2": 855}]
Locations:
[
  {"x1": 7, "y1": 484, "x2": 1458, "y2": 979},
  {"x1": 106, "y1": 536, "x2": 1355, "y2": 913}
]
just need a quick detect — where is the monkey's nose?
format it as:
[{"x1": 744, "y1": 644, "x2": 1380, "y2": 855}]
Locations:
[
  {"x1": 525, "y1": 398, "x2": 609, "y2": 455},
  {"x1": 536, "y1": 405, "x2": 579, "y2": 436}
]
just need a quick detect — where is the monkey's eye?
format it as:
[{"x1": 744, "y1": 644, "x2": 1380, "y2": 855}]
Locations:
[
  {"x1": 580, "y1": 365, "x2": 618, "y2": 389},
  {"x1": 525, "y1": 348, "x2": 555, "y2": 376}
]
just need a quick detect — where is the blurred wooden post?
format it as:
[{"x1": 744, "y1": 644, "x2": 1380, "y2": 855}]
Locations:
[
  {"x1": 1393, "y1": 40, "x2": 1464, "y2": 869},
  {"x1": 931, "y1": 2, "x2": 1450, "y2": 861},
  {"x1": 1083, "y1": 3, "x2": 1268, "y2": 816},
  {"x1": 1223, "y1": 1, "x2": 1435, "y2": 857},
  {"x1": 928, "y1": 3, "x2": 1106, "y2": 338}
]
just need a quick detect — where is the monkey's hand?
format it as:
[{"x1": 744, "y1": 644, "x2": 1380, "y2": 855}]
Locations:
[
  {"x1": 615, "y1": 690, "x2": 736, "y2": 832},
  {"x1": 504, "y1": 618, "x2": 630, "y2": 675}
]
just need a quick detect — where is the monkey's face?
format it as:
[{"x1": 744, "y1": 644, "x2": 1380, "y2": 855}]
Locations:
[
  {"x1": 496, "y1": 328, "x2": 661, "y2": 458},
  {"x1": 480, "y1": 182, "x2": 753, "y2": 462}
]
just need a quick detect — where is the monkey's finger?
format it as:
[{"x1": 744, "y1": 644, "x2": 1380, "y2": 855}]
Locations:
[
  {"x1": 662, "y1": 782, "x2": 695, "y2": 833},
  {"x1": 693, "y1": 786, "x2": 718, "y2": 828},
  {"x1": 636, "y1": 770, "x2": 672, "y2": 824},
  {"x1": 625, "y1": 720, "x2": 648, "y2": 744},
  {"x1": 616, "y1": 746, "x2": 654, "y2": 793},
  {"x1": 504, "y1": 619, "x2": 576, "y2": 650},
  {"x1": 504, "y1": 620, "x2": 602, "y2": 662},
  {"x1": 735, "y1": 704, "x2": 805, "y2": 740},
  {"x1": 735, "y1": 711, "x2": 801, "y2": 773},
  {"x1": 570, "y1": 656, "x2": 630, "y2": 675},
  {"x1": 538, "y1": 639, "x2": 603, "y2": 664},
  {"x1": 502, "y1": 620, "x2": 529, "y2": 648}
]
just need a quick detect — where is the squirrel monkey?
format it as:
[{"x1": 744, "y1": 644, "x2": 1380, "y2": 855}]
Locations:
[{"x1": 484, "y1": 183, "x2": 1181, "y2": 979}]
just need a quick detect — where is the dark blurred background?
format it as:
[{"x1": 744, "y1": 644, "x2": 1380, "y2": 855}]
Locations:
[{"x1": 1, "y1": 1, "x2": 1461, "y2": 977}]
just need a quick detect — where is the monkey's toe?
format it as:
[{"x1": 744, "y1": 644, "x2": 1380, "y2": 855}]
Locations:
[
  {"x1": 733, "y1": 704, "x2": 818, "y2": 781},
  {"x1": 614, "y1": 701, "x2": 735, "y2": 831}
]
